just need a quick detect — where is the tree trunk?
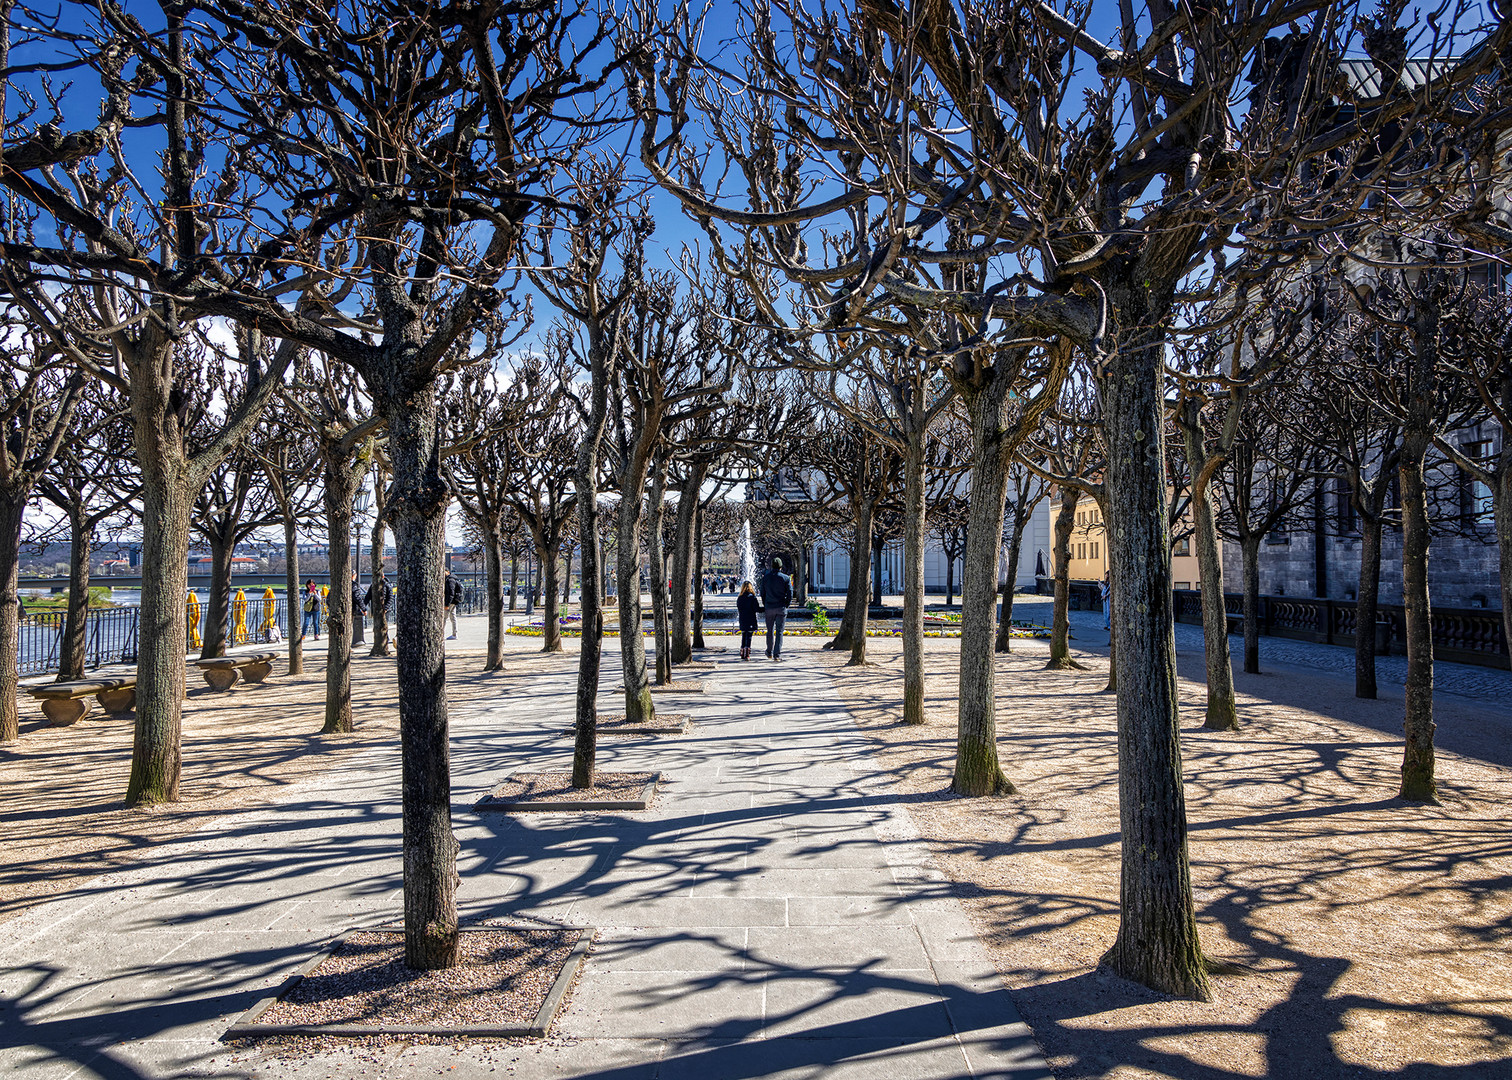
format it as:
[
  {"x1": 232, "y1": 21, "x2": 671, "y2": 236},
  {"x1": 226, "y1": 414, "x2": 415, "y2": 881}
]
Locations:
[
  {"x1": 322, "y1": 462, "x2": 358, "y2": 735},
  {"x1": 1047, "y1": 487, "x2": 1082, "y2": 670},
  {"x1": 508, "y1": 554, "x2": 519, "y2": 611},
  {"x1": 669, "y1": 464, "x2": 707, "y2": 664},
  {"x1": 692, "y1": 504, "x2": 707, "y2": 650},
  {"x1": 0, "y1": 495, "x2": 23, "y2": 743},
  {"x1": 795, "y1": 542, "x2": 809, "y2": 604},
  {"x1": 199, "y1": 531, "x2": 234, "y2": 660},
  {"x1": 562, "y1": 543, "x2": 573, "y2": 602},
  {"x1": 848, "y1": 503, "x2": 874, "y2": 665},
  {"x1": 871, "y1": 532, "x2": 884, "y2": 606},
  {"x1": 1097, "y1": 307, "x2": 1209, "y2": 1001},
  {"x1": 1241, "y1": 535, "x2": 1261, "y2": 675},
  {"x1": 952, "y1": 379, "x2": 1018, "y2": 795},
  {"x1": 1355, "y1": 513, "x2": 1383, "y2": 699},
  {"x1": 648, "y1": 467, "x2": 672, "y2": 684},
  {"x1": 484, "y1": 534, "x2": 504, "y2": 671},
  {"x1": 1185, "y1": 435, "x2": 1237, "y2": 731},
  {"x1": 571, "y1": 348, "x2": 610, "y2": 789},
  {"x1": 368, "y1": 475, "x2": 391, "y2": 657},
  {"x1": 996, "y1": 513, "x2": 1027, "y2": 654},
  {"x1": 1397, "y1": 437, "x2": 1438, "y2": 803},
  {"x1": 383, "y1": 383, "x2": 459, "y2": 972},
  {"x1": 539, "y1": 535, "x2": 563, "y2": 653},
  {"x1": 901, "y1": 440, "x2": 927, "y2": 725},
  {"x1": 58, "y1": 508, "x2": 93, "y2": 682},
  {"x1": 617, "y1": 496, "x2": 655, "y2": 723},
  {"x1": 274, "y1": 519, "x2": 299, "y2": 678},
  {"x1": 825, "y1": 517, "x2": 863, "y2": 652},
  {"x1": 944, "y1": 552, "x2": 955, "y2": 606},
  {"x1": 125, "y1": 467, "x2": 194, "y2": 806}
]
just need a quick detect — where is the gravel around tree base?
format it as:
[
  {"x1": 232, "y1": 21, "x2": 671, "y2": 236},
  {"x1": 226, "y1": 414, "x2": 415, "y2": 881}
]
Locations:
[
  {"x1": 609, "y1": 680, "x2": 704, "y2": 693},
  {"x1": 479, "y1": 771, "x2": 657, "y2": 806},
  {"x1": 259, "y1": 927, "x2": 577, "y2": 1028}
]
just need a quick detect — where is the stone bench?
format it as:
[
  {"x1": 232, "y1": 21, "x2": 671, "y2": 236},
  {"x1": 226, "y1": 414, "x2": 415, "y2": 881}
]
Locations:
[
  {"x1": 28, "y1": 677, "x2": 137, "y2": 727},
  {"x1": 194, "y1": 651, "x2": 279, "y2": 691}
]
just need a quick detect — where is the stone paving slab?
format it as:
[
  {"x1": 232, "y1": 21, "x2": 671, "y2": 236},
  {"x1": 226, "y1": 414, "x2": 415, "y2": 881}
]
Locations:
[{"x1": 0, "y1": 618, "x2": 1049, "y2": 1078}]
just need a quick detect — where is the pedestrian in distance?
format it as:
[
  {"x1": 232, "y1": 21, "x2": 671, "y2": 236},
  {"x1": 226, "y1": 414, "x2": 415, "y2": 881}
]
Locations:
[
  {"x1": 301, "y1": 579, "x2": 321, "y2": 640},
  {"x1": 737, "y1": 581, "x2": 759, "y2": 660},
  {"x1": 759, "y1": 555, "x2": 792, "y2": 660},
  {"x1": 1100, "y1": 572, "x2": 1112, "y2": 631},
  {"x1": 351, "y1": 572, "x2": 366, "y2": 645},
  {"x1": 444, "y1": 570, "x2": 462, "y2": 639}
]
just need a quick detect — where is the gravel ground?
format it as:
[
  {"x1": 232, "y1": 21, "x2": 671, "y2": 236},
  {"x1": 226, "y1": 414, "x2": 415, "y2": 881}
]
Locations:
[
  {"x1": 479, "y1": 770, "x2": 657, "y2": 806},
  {"x1": 822, "y1": 630, "x2": 1512, "y2": 1079},
  {"x1": 259, "y1": 926, "x2": 578, "y2": 1028},
  {"x1": 0, "y1": 638, "x2": 565, "y2": 925}
]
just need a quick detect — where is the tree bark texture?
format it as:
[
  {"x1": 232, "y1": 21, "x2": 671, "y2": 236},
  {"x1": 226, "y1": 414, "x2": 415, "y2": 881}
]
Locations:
[
  {"x1": 200, "y1": 533, "x2": 234, "y2": 660},
  {"x1": 0, "y1": 496, "x2": 23, "y2": 743},
  {"x1": 321, "y1": 462, "x2": 358, "y2": 735},
  {"x1": 1047, "y1": 487, "x2": 1082, "y2": 669},
  {"x1": 669, "y1": 463, "x2": 708, "y2": 664},
  {"x1": 995, "y1": 515, "x2": 1027, "y2": 654},
  {"x1": 383, "y1": 384, "x2": 459, "y2": 971},
  {"x1": 1184, "y1": 435, "x2": 1237, "y2": 731},
  {"x1": 692, "y1": 504, "x2": 707, "y2": 650},
  {"x1": 58, "y1": 509, "x2": 93, "y2": 682},
  {"x1": 901, "y1": 441, "x2": 927, "y2": 725},
  {"x1": 825, "y1": 524, "x2": 862, "y2": 653},
  {"x1": 1354, "y1": 515, "x2": 1383, "y2": 699},
  {"x1": 368, "y1": 475, "x2": 392, "y2": 658},
  {"x1": 648, "y1": 468, "x2": 672, "y2": 684},
  {"x1": 572, "y1": 359, "x2": 610, "y2": 789},
  {"x1": 846, "y1": 504, "x2": 874, "y2": 666},
  {"x1": 125, "y1": 467, "x2": 194, "y2": 806},
  {"x1": 617, "y1": 496, "x2": 655, "y2": 723},
  {"x1": 539, "y1": 536, "x2": 563, "y2": 653},
  {"x1": 484, "y1": 537, "x2": 504, "y2": 671},
  {"x1": 283, "y1": 516, "x2": 303, "y2": 675},
  {"x1": 1241, "y1": 535, "x2": 1261, "y2": 674},
  {"x1": 1397, "y1": 437, "x2": 1438, "y2": 803},
  {"x1": 951, "y1": 387, "x2": 1018, "y2": 795},
  {"x1": 1097, "y1": 309, "x2": 1209, "y2": 1002}
]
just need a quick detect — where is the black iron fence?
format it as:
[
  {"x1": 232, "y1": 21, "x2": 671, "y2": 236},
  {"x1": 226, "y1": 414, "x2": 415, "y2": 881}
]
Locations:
[
  {"x1": 1033, "y1": 577, "x2": 1509, "y2": 670},
  {"x1": 18, "y1": 595, "x2": 294, "y2": 678},
  {"x1": 1174, "y1": 589, "x2": 1508, "y2": 670}
]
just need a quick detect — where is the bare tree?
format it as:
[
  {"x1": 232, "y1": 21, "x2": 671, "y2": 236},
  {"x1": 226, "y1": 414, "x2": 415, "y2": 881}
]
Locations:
[{"x1": 34, "y1": 381, "x2": 137, "y2": 682}]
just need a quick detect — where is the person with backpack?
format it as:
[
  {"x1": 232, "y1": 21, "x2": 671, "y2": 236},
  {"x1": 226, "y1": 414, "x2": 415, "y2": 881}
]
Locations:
[
  {"x1": 737, "y1": 580, "x2": 759, "y2": 660},
  {"x1": 300, "y1": 579, "x2": 321, "y2": 640},
  {"x1": 444, "y1": 571, "x2": 462, "y2": 639},
  {"x1": 351, "y1": 572, "x2": 367, "y2": 645},
  {"x1": 759, "y1": 555, "x2": 792, "y2": 660}
]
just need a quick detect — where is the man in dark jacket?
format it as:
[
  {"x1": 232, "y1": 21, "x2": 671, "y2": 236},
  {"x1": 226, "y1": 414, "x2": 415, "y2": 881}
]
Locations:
[
  {"x1": 351, "y1": 573, "x2": 367, "y2": 645},
  {"x1": 444, "y1": 571, "x2": 462, "y2": 639},
  {"x1": 759, "y1": 555, "x2": 792, "y2": 660}
]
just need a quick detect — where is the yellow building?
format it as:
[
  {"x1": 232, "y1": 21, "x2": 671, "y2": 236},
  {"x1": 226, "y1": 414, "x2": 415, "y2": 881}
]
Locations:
[{"x1": 1051, "y1": 492, "x2": 1203, "y2": 590}]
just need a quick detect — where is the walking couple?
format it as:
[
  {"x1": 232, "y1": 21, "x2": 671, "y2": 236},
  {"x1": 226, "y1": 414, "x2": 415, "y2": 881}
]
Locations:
[{"x1": 737, "y1": 556, "x2": 792, "y2": 661}]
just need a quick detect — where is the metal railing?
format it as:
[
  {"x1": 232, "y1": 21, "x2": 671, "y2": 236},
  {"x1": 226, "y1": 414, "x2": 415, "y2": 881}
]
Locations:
[{"x1": 18, "y1": 595, "x2": 296, "y2": 678}]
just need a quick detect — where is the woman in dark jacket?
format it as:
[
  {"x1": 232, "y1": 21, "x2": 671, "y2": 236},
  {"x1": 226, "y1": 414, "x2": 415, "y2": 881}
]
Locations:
[{"x1": 736, "y1": 580, "x2": 759, "y2": 661}]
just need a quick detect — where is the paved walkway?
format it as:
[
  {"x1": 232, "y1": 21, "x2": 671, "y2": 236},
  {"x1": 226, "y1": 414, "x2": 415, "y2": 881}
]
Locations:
[{"x1": 0, "y1": 619, "x2": 1048, "y2": 1079}]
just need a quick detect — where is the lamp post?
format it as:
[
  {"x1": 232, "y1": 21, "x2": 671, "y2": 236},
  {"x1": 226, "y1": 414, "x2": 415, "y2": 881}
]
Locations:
[{"x1": 353, "y1": 487, "x2": 372, "y2": 643}]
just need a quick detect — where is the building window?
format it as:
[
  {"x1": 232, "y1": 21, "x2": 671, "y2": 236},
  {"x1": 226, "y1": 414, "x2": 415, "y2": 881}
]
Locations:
[
  {"x1": 1175, "y1": 581, "x2": 1191, "y2": 591},
  {"x1": 1173, "y1": 537, "x2": 1190, "y2": 556},
  {"x1": 1090, "y1": 542, "x2": 1098, "y2": 560},
  {"x1": 1459, "y1": 441, "x2": 1494, "y2": 525},
  {"x1": 1335, "y1": 479, "x2": 1358, "y2": 535}
]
